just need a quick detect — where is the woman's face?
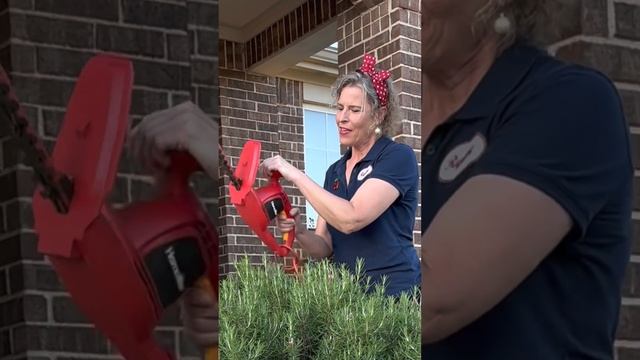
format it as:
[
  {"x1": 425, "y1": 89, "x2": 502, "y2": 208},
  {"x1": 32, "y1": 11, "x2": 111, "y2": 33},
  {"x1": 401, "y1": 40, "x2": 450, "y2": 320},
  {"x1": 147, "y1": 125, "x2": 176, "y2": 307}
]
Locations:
[
  {"x1": 335, "y1": 85, "x2": 376, "y2": 148},
  {"x1": 422, "y1": 0, "x2": 492, "y2": 69}
]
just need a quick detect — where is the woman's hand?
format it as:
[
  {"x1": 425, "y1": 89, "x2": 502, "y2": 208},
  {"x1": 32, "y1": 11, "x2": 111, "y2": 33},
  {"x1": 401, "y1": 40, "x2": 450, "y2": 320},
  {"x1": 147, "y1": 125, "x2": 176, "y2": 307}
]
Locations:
[
  {"x1": 277, "y1": 207, "x2": 306, "y2": 236},
  {"x1": 180, "y1": 286, "x2": 218, "y2": 349},
  {"x1": 128, "y1": 101, "x2": 218, "y2": 177},
  {"x1": 260, "y1": 155, "x2": 303, "y2": 183}
]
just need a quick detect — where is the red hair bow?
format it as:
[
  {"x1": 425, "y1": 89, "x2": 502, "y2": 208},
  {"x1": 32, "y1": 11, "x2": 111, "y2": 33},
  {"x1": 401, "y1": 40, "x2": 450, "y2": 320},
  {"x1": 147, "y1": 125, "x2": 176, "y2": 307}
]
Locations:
[{"x1": 358, "y1": 53, "x2": 390, "y2": 107}]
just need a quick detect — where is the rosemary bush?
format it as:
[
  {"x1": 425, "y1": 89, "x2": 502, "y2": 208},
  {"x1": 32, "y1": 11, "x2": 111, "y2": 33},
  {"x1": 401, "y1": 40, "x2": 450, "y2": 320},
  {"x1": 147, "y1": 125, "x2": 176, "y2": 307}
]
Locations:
[{"x1": 220, "y1": 257, "x2": 421, "y2": 360}]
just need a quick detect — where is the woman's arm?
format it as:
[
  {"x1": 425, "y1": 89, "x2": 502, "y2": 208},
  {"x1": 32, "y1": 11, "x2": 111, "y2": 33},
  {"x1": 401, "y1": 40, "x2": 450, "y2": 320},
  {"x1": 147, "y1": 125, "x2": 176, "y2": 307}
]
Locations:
[
  {"x1": 290, "y1": 173, "x2": 400, "y2": 234},
  {"x1": 288, "y1": 215, "x2": 333, "y2": 259},
  {"x1": 263, "y1": 145, "x2": 415, "y2": 234},
  {"x1": 422, "y1": 174, "x2": 571, "y2": 343}
]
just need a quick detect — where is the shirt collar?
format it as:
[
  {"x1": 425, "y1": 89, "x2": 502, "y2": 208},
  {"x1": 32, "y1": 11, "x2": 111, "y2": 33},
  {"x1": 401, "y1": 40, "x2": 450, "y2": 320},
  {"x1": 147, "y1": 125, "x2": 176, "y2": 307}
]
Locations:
[
  {"x1": 339, "y1": 135, "x2": 393, "y2": 167},
  {"x1": 453, "y1": 41, "x2": 545, "y2": 121}
]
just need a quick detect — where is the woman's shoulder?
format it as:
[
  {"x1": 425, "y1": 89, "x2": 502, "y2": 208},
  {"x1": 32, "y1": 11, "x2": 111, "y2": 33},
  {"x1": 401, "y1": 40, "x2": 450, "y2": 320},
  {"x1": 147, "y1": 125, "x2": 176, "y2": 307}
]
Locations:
[
  {"x1": 527, "y1": 50, "x2": 620, "y2": 102},
  {"x1": 381, "y1": 138, "x2": 418, "y2": 161}
]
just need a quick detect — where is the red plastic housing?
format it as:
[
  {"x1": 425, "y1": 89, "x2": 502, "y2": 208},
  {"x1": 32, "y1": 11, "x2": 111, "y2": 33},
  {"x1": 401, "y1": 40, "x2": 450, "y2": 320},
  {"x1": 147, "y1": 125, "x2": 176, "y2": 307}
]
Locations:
[
  {"x1": 229, "y1": 140, "x2": 295, "y2": 257},
  {"x1": 30, "y1": 54, "x2": 218, "y2": 360}
]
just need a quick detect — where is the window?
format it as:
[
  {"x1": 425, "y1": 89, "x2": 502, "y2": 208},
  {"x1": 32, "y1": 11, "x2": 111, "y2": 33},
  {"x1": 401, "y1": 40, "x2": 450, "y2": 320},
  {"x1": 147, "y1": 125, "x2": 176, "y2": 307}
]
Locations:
[{"x1": 303, "y1": 104, "x2": 340, "y2": 229}]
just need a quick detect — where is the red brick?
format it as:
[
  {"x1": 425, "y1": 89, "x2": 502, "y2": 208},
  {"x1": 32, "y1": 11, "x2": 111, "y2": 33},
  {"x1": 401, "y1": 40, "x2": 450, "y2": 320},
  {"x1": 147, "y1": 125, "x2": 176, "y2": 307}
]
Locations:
[
  {"x1": 129, "y1": 178, "x2": 155, "y2": 201},
  {"x1": 621, "y1": 90, "x2": 640, "y2": 127},
  {"x1": 192, "y1": 59, "x2": 217, "y2": 85},
  {"x1": 34, "y1": 0, "x2": 118, "y2": 21},
  {"x1": 631, "y1": 135, "x2": 640, "y2": 170},
  {"x1": 187, "y1": 1, "x2": 217, "y2": 28},
  {"x1": 12, "y1": 324, "x2": 109, "y2": 353},
  {"x1": 581, "y1": 0, "x2": 609, "y2": 37},
  {"x1": 195, "y1": 29, "x2": 217, "y2": 57},
  {"x1": 160, "y1": 34, "x2": 186, "y2": 61},
  {"x1": 52, "y1": 295, "x2": 91, "y2": 324},
  {"x1": 10, "y1": 262, "x2": 63, "y2": 294},
  {"x1": 220, "y1": 88, "x2": 247, "y2": 100},
  {"x1": 179, "y1": 330, "x2": 202, "y2": 358},
  {"x1": 618, "y1": 305, "x2": 640, "y2": 340},
  {"x1": 196, "y1": 86, "x2": 219, "y2": 115},
  {"x1": 533, "y1": 0, "x2": 582, "y2": 45},
  {"x1": 7, "y1": 0, "x2": 31, "y2": 10},
  {"x1": 131, "y1": 59, "x2": 190, "y2": 90},
  {"x1": 635, "y1": 177, "x2": 640, "y2": 211},
  {"x1": 391, "y1": 22, "x2": 420, "y2": 40},
  {"x1": 130, "y1": 88, "x2": 169, "y2": 116},
  {"x1": 36, "y1": 47, "x2": 93, "y2": 77},
  {"x1": 11, "y1": 13, "x2": 94, "y2": 48},
  {"x1": 96, "y1": 25, "x2": 165, "y2": 58},
  {"x1": 122, "y1": 0, "x2": 186, "y2": 29},
  {"x1": 633, "y1": 220, "x2": 639, "y2": 254},
  {"x1": 618, "y1": 347, "x2": 640, "y2": 360},
  {"x1": 10, "y1": 74, "x2": 75, "y2": 107},
  {"x1": 107, "y1": 175, "x2": 129, "y2": 204},
  {"x1": 615, "y1": 3, "x2": 640, "y2": 41},
  {"x1": 338, "y1": 43, "x2": 364, "y2": 66},
  {"x1": 392, "y1": 51, "x2": 420, "y2": 68},
  {"x1": 0, "y1": 296, "x2": 24, "y2": 327},
  {"x1": 622, "y1": 261, "x2": 640, "y2": 297},
  {"x1": 5, "y1": 199, "x2": 33, "y2": 232},
  {"x1": 0, "y1": 268, "x2": 5, "y2": 297},
  {"x1": 556, "y1": 42, "x2": 640, "y2": 84},
  {"x1": 9, "y1": 44, "x2": 36, "y2": 73},
  {"x1": 0, "y1": 47, "x2": 9, "y2": 75},
  {"x1": 0, "y1": 329, "x2": 9, "y2": 357}
]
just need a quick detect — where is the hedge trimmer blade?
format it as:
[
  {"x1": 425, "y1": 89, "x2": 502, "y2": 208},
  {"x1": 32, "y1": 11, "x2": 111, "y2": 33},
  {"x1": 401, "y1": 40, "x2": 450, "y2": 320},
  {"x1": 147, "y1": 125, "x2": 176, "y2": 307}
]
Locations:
[{"x1": 0, "y1": 67, "x2": 74, "y2": 214}]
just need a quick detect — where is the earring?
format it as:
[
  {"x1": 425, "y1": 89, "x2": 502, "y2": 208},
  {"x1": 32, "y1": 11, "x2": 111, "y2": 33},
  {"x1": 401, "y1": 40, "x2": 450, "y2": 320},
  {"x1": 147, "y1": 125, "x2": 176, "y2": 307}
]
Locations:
[
  {"x1": 494, "y1": 12, "x2": 511, "y2": 34},
  {"x1": 374, "y1": 127, "x2": 382, "y2": 136}
]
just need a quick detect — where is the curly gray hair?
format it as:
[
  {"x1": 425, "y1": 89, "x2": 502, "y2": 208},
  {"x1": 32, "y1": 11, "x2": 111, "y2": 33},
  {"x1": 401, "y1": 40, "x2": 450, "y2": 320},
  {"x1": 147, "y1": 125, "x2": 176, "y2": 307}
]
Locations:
[
  {"x1": 474, "y1": 0, "x2": 548, "y2": 52},
  {"x1": 331, "y1": 71, "x2": 401, "y2": 137}
]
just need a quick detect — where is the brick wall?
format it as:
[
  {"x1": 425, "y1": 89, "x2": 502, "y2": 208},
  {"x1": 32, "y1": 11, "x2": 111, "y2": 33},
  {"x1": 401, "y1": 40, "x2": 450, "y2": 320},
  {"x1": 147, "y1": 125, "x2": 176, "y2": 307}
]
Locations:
[
  {"x1": 337, "y1": 0, "x2": 423, "y2": 248},
  {"x1": 244, "y1": 0, "x2": 337, "y2": 69},
  {"x1": 536, "y1": 1, "x2": 640, "y2": 358},
  {"x1": 0, "y1": 0, "x2": 219, "y2": 359},
  {"x1": 218, "y1": 39, "x2": 307, "y2": 275}
]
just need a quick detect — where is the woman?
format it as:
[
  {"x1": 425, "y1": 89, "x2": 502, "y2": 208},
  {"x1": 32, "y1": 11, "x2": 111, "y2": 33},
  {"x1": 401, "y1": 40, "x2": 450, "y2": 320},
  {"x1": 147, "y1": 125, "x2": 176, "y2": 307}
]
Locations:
[
  {"x1": 263, "y1": 54, "x2": 421, "y2": 297},
  {"x1": 421, "y1": 1, "x2": 633, "y2": 359}
]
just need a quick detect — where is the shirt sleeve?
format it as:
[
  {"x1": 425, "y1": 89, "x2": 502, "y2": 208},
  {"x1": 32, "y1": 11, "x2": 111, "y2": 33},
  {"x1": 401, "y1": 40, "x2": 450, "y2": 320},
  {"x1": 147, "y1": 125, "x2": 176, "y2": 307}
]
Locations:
[
  {"x1": 368, "y1": 142, "x2": 419, "y2": 197},
  {"x1": 471, "y1": 67, "x2": 632, "y2": 237}
]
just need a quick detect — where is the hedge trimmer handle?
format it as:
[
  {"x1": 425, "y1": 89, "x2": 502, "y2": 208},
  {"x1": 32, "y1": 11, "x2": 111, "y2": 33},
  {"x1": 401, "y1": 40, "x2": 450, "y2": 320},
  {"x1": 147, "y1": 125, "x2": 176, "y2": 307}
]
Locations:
[
  {"x1": 196, "y1": 278, "x2": 218, "y2": 360},
  {"x1": 269, "y1": 171, "x2": 295, "y2": 253}
]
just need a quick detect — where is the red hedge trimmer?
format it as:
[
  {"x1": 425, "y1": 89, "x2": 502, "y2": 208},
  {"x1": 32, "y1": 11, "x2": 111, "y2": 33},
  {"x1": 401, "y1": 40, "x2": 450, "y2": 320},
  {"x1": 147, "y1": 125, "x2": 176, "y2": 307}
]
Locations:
[
  {"x1": 220, "y1": 140, "x2": 301, "y2": 273},
  {"x1": 0, "y1": 54, "x2": 218, "y2": 359}
]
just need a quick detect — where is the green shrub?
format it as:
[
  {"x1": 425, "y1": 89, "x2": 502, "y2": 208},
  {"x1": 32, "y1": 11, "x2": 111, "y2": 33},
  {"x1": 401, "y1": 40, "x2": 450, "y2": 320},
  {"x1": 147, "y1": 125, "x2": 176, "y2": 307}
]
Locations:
[{"x1": 220, "y1": 257, "x2": 421, "y2": 360}]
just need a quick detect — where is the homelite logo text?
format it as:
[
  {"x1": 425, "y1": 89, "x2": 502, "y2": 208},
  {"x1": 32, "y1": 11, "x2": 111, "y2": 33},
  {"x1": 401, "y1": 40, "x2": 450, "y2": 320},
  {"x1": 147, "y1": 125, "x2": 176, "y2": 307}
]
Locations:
[{"x1": 165, "y1": 246, "x2": 185, "y2": 291}]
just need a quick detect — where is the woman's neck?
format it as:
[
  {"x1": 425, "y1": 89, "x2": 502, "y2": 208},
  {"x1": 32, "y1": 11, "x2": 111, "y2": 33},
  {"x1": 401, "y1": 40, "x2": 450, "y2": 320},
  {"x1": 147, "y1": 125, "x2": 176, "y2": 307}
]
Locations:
[
  {"x1": 350, "y1": 136, "x2": 377, "y2": 163},
  {"x1": 422, "y1": 39, "x2": 498, "y2": 144}
]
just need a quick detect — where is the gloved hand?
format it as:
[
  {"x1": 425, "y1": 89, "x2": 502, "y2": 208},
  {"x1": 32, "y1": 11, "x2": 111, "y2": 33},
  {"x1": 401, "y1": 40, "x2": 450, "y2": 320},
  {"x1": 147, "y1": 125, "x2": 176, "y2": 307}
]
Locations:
[
  {"x1": 128, "y1": 101, "x2": 219, "y2": 179},
  {"x1": 276, "y1": 207, "x2": 305, "y2": 236},
  {"x1": 180, "y1": 286, "x2": 218, "y2": 349}
]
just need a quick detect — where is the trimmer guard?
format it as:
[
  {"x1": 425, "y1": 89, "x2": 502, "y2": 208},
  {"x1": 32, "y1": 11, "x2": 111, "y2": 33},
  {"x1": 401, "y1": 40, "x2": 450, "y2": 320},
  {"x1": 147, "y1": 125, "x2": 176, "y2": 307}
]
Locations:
[{"x1": 34, "y1": 54, "x2": 132, "y2": 258}]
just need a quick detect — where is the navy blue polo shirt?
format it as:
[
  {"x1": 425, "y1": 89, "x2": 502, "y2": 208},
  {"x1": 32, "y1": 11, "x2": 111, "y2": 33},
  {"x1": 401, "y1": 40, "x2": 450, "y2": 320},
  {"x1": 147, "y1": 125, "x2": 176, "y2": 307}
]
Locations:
[
  {"x1": 422, "y1": 42, "x2": 633, "y2": 359},
  {"x1": 323, "y1": 135, "x2": 421, "y2": 297}
]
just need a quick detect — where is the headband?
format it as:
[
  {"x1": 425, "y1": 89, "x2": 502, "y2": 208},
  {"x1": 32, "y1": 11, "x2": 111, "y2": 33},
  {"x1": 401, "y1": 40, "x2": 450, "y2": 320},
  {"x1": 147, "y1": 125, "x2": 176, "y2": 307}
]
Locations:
[{"x1": 358, "y1": 53, "x2": 390, "y2": 107}]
